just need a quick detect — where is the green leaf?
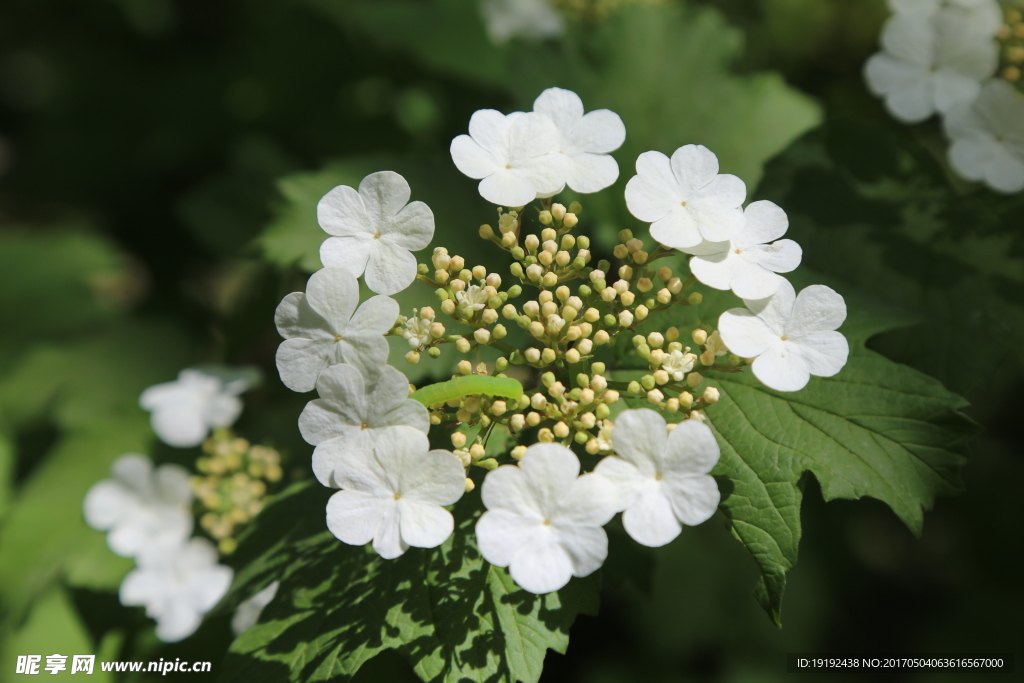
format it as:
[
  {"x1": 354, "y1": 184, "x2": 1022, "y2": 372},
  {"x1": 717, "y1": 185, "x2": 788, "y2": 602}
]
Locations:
[
  {"x1": 221, "y1": 483, "x2": 599, "y2": 683},
  {"x1": 704, "y1": 303, "x2": 978, "y2": 625}
]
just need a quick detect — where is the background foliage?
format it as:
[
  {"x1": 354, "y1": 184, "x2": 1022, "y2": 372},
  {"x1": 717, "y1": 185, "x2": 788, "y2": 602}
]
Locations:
[{"x1": 0, "y1": 0, "x2": 1021, "y2": 680}]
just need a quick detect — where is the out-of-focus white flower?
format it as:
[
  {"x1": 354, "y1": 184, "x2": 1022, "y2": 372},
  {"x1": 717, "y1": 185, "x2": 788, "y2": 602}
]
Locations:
[
  {"x1": 325, "y1": 427, "x2": 465, "y2": 559},
  {"x1": 299, "y1": 364, "x2": 430, "y2": 487},
  {"x1": 625, "y1": 145, "x2": 746, "y2": 250},
  {"x1": 274, "y1": 268, "x2": 398, "y2": 393},
  {"x1": 888, "y1": 0, "x2": 1003, "y2": 34},
  {"x1": 139, "y1": 369, "x2": 250, "y2": 448},
  {"x1": 480, "y1": 0, "x2": 564, "y2": 44},
  {"x1": 231, "y1": 581, "x2": 280, "y2": 636},
  {"x1": 318, "y1": 171, "x2": 434, "y2": 296},
  {"x1": 450, "y1": 110, "x2": 569, "y2": 206},
  {"x1": 686, "y1": 200, "x2": 802, "y2": 300},
  {"x1": 944, "y1": 80, "x2": 1024, "y2": 193},
  {"x1": 864, "y1": 4, "x2": 999, "y2": 122},
  {"x1": 475, "y1": 443, "x2": 619, "y2": 594},
  {"x1": 594, "y1": 409, "x2": 720, "y2": 547},
  {"x1": 83, "y1": 454, "x2": 193, "y2": 558},
  {"x1": 718, "y1": 280, "x2": 849, "y2": 392},
  {"x1": 120, "y1": 538, "x2": 233, "y2": 642},
  {"x1": 532, "y1": 87, "x2": 626, "y2": 194}
]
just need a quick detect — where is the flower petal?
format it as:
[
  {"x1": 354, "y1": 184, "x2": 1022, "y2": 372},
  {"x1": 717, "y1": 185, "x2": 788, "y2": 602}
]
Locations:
[
  {"x1": 373, "y1": 502, "x2": 409, "y2": 559},
  {"x1": 508, "y1": 529, "x2": 575, "y2": 594},
  {"x1": 737, "y1": 200, "x2": 789, "y2": 246},
  {"x1": 592, "y1": 455, "x2": 647, "y2": 512},
  {"x1": 751, "y1": 343, "x2": 812, "y2": 392},
  {"x1": 669, "y1": 144, "x2": 719, "y2": 196},
  {"x1": 312, "y1": 433, "x2": 376, "y2": 488},
  {"x1": 478, "y1": 169, "x2": 538, "y2": 207},
  {"x1": 664, "y1": 418, "x2": 721, "y2": 475},
  {"x1": 661, "y1": 473, "x2": 721, "y2": 526},
  {"x1": 796, "y1": 331, "x2": 850, "y2": 378},
  {"x1": 717, "y1": 309, "x2": 780, "y2": 358},
  {"x1": 384, "y1": 200, "x2": 434, "y2": 251},
  {"x1": 554, "y1": 524, "x2": 608, "y2": 578},
  {"x1": 609, "y1": 408, "x2": 666, "y2": 477},
  {"x1": 565, "y1": 152, "x2": 619, "y2": 194},
  {"x1": 621, "y1": 485, "x2": 682, "y2": 547},
  {"x1": 786, "y1": 284, "x2": 847, "y2": 337},
  {"x1": 532, "y1": 87, "x2": 584, "y2": 132},
  {"x1": 476, "y1": 509, "x2": 541, "y2": 567},
  {"x1": 625, "y1": 151, "x2": 679, "y2": 221},
  {"x1": 276, "y1": 338, "x2": 332, "y2": 393},
  {"x1": 363, "y1": 241, "x2": 418, "y2": 295},
  {"x1": 518, "y1": 443, "x2": 581, "y2": 516},
  {"x1": 274, "y1": 292, "x2": 327, "y2": 340},
  {"x1": 572, "y1": 109, "x2": 625, "y2": 154},
  {"x1": 728, "y1": 264, "x2": 785, "y2": 301},
  {"x1": 317, "y1": 184, "x2": 370, "y2": 237},
  {"x1": 398, "y1": 499, "x2": 454, "y2": 549},
  {"x1": 399, "y1": 449, "x2": 465, "y2": 506},
  {"x1": 481, "y1": 464, "x2": 541, "y2": 517},
  {"x1": 327, "y1": 489, "x2": 388, "y2": 547},
  {"x1": 649, "y1": 208, "x2": 703, "y2": 250},
  {"x1": 305, "y1": 268, "x2": 359, "y2": 327},
  {"x1": 451, "y1": 134, "x2": 500, "y2": 179},
  {"x1": 319, "y1": 234, "x2": 374, "y2": 277}
]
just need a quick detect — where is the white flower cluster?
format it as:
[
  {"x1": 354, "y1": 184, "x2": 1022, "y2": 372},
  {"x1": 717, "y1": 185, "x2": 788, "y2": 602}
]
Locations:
[
  {"x1": 621, "y1": 143, "x2": 848, "y2": 392},
  {"x1": 84, "y1": 454, "x2": 232, "y2": 642},
  {"x1": 865, "y1": 0, "x2": 1024, "y2": 193},
  {"x1": 272, "y1": 86, "x2": 852, "y2": 598}
]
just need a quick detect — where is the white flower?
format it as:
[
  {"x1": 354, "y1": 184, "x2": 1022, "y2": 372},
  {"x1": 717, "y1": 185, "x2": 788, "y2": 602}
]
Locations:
[
  {"x1": 475, "y1": 443, "x2": 619, "y2": 594},
  {"x1": 532, "y1": 87, "x2": 626, "y2": 194},
  {"x1": 83, "y1": 454, "x2": 193, "y2": 558},
  {"x1": 624, "y1": 145, "x2": 746, "y2": 250},
  {"x1": 231, "y1": 581, "x2": 280, "y2": 636},
  {"x1": 943, "y1": 80, "x2": 1024, "y2": 193},
  {"x1": 480, "y1": 0, "x2": 564, "y2": 44},
  {"x1": 318, "y1": 171, "x2": 434, "y2": 296},
  {"x1": 120, "y1": 538, "x2": 233, "y2": 642},
  {"x1": 718, "y1": 279, "x2": 849, "y2": 392},
  {"x1": 403, "y1": 316, "x2": 433, "y2": 349},
  {"x1": 274, "y1": 268, "x2": 398, "y2": 393},
  {"x1": 456, "y1": 283, "x2": 490, "y2": 314},
  {"x1": 685, "y1": 200, "x2": 802, "y2": 300},
  {"x1": 325, "y1": 427, "x2": 464, "y2": 559},
  {"x1": 864, "y1": 6, "x2": 999, "y2": 123},
  {"x1": 594, "y1": 409, "x2": 720, "y2": 547},
  {"x1": 139, "y1": 369, "x2": 249, "y2": 448},
  {"x1": 299, "y1": 363, "x2": 430, "y2": 486},
  {"x1": 661, "y1": 350, "x2": 696, "y2": 382},
  {"x1": 888, "y1": 0, "x2": 1003, "y2": 34},
  {"x1": 450, "y1": 109, "x2": 569, "y2": 206}
]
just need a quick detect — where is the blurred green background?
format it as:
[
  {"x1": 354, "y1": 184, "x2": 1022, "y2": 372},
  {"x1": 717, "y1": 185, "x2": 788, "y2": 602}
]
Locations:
[{"x1": 0, "y1": 0, "x2": 1021, "y2": 681}]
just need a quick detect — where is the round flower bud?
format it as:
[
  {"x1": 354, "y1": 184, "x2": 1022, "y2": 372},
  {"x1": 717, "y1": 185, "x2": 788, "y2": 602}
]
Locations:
[
  {"x1": 666, "y1": 326, "x2": 679, "y2": 342},
  {"x1": 589, "y1": 269, "x2": 605, "y2": 283},
  {"x1": 686, "y1": 372, "x2": 703, "y2": 388},
  {"x1": 637, "y1": 343, "x2": 652, "y2": 360},
  {"x1": 635, "y1": 305, "x2": 649, "y2": 320},
  {"x1": 479, "y1": 224, "x2": 494, "y2": 239},
  {"x1": 636, "y1": 277, "x2": 653, "y2": 293},
  {"x1": 647, "y1": 332, "x2": 665, "y2": 349},
  {"x1": 493, "y1": 324, "x2": 507, "y2": 339},
  {"x1": 619, "y1": 291, "x2": 635, "y2": 306},
  {"x1": 451, "y1": 432, "x2": 467, "y2": 448},
  {"x1": 613, "y1": 244, "x2": 629, "y2": 259},
  {"x1": 579, "y1": 388, "x2": 595, "y2": 404},
  {"x1": 613, "y1": 279, "x2": 629, "y2": 294},
  {"x1": 628, "y1": 380, "x2": 642, "y2": 395},
  {"x1": 541, "y1": 348, "x2": 557, "y2": 364},
  {"x1": 595, "y1": 404, "x2": 611, "y2": 420},
  {"x1": 526, "y1": 411, "x2": 542, "y2": 427},
  {"x1": 554, "y1": 251, "x2": 570, "y2": 266},
  {"x1": 667, "y1": 277, "x2": 683, "y2": 294},
  {"x1": 538, "y1": 428, "x2": 555, "y2": 443},
  {"x1": 553, "y1": 421, "x2": 570, "y2": 438},
  {"x1": 577, "y1": 339, "x2": 593, "y2": 355},
  {"x1": 469, "y1": 443, "x2": 486, "y2": 461},
  {"x1": 692, "y1": 329, "x2": 708, "y2": 345},
  {"x1": 524, "y1": 347, "x2": 541, "y2": 363},
  {"x1": 561, "y1": 305, "x2": 578, "y2": 321},
  {"x1": 585, "y1": 439, "x2": 600, "y2": 454},
  {"x1": 511, "y1": 445, "x2": 528, "y2": 460},
  {"x1": 502, "y1": 304, "x2": 518, "y2": 319},
  {"x1": 529, "y1": 321, "x2": 546, "y2": 338},
  {"x1": 441, "y1": 299, "x2": 456, "y2": 315},
  {"x1": 653, "y1": 369, "x2": 670, "y2": 385},
  {"x1": 618, "y1": 265, "x2": 633, "y2": 280},
  {"x1": 656, "y1": 288, "x2": 672, "y2": 305},
  {"x1": 455, "y1": 337, "x2": 471, "y2": 353},
  {"x1": 540, "y1": 301, "x2": 558, "y2": 317},
  {"x1": 538, "y1": 251, "x2": 553, "y2": 266},
  {"x1": 541, "y1": 240, "x2": 557, "y2": 254},
  {"x1": 538, "y1": 210, "x2": 553, "y2": 225},
  {"x1": 600, "y1": 287, "x2": 616, "y2": 302},
  {"x1": 522, "y1": 300, "x2": 540, "y2": 317},
  {"x1": 689, "y1": 410, "x2": 707, "y2": 422},
  {"x1": 617, "y1": 229, "x2": 633, "y2": 243},
  {"x1": 703, "y1": 387, "x2": 720, "y2": 405},
  {"x1": 509, "y1": 262, "x2": 525, "y2": 279},
  {"x1": 433, "y1": 249, "x2": 450, "y2": 269},
  {"x1": 501, "y1": 232, "x2": 517, "y2": 247},
  {"x1": 526, "y1": 264, "x2": 543, "y2": 281},
  {"x1": 665, "y1": 398, "x2": 680, "y2": 413},
  {"x1": 562, "y1": 212, "x2": 578, "y2": 228},
  {"x1": 618, "y1": 310, "x2": 634, "y2": 327},
  {"x1": 594, "y1": 330, "x2": 610, "y2": 345},
  {"x1": 565, "y1": 348, "x2": 581, "y2": 363},
  {"x1": 506, "y1": 284, "x2": 522, "y2": 298},
  {"x1": 565, "y1": 325, "x2": 581, "y2": 341},
  {"x1": 688, "y1": 292, "x2": 703, "y2": 305},
  {"x1": 524, "y1": 234, "x2": 540, "y2": 252},
  {"x1": 450, "y1": 255, "x2": 465, "y2": 271},
  {"x1": 481, "y1": 309, "x2": 499, "y2": 325},
  {"x1": 554, "y1": 285, "x2": 569, "y2": 301},
  {"x1": 457, "y1": 360, "x2": 472, "y2": 375},
  {"x1": 649, "y1": 348, "x2": 665, "y2": 365},
  {"x1": 474, "y1": 328, "x2": 491, "y2": 344},
  {"x1": 510, "y1": 414, "x2": 526, "y2": 431},
  {"x1": 551, "y1": 203, "x2": 566, "y2": 220},
  {"x1": 541, "y1": 272, "x2": 558, "y2": 287},
  {"x1": 541, "y1": 372, "x2": 556, "y2": 387},
  {"x1": 633, "y1": 250, "x2": 648, "y2": 264},
  {"x1": 640, "y1": 375, "x2": 656, "y2": 391},
  {"x1": 435, "y1": 270, "x2": 450, "y2": 284},
  {"x1": 430, "y1": 413, "x2": 442, "y2": 425},
  {"x1": 540, "y1": 227, "x2": 556, "y2": 242},
  {"x1": 700, "y1": 350, "x2": 716, "y2": 366},
  {"x1": 647, "y1": 389, "x2": 664, "y2": 405},
  {"x1": 450, "y1": 279, "x2": 466, "y2": 293},
  {"x1": 405, "y1": 350, "x2": 421, "y2": 364},
  {"x1": 491, "y1": 400, "x2": 507, "y2": 416},
  {"x1": 427, "y1": 347, "x2": 442, "y2": 358},
  {"x1": 560, "y1": 234, "x2": 576, "y2": 250}
]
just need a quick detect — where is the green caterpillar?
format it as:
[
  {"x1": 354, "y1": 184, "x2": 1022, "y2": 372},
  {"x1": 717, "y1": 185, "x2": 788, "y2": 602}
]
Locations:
[{"x1": 411, "y1": 375, "x2": 524, "y2": 407}]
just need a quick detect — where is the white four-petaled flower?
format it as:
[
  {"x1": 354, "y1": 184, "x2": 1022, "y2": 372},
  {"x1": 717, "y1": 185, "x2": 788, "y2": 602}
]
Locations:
[
  {"x1": 532, "y1": 87, "x2": 625, "y2": 194},
  {"x1": 625, "y1": 145, "x2": 746, "y2": 250},
  {"x1": 718, "y1": 279, "x2": 850, "y2": 392},
  {"x1": 594, "y1": 409, "x2": 721, "y2": 547},
  {"x1": 299, "y1": 363, "x2": 430, "y2": 487},
  {"x1": 120, "y1": 538, "x2": 233, "y2": 642},
  {"x1": 450, "y1": 110, "x2": 569, "y2": 206},
  {"x1": 475, "y1": 443, "x2": 619, "y2": 594},
  {"x1": 686, "y1": 200, "x2": 802, "y2": 300},
  {"x1": 274, "y1": 268, "x2": 398, "y2": 393},
  {"x1": 318, "y1": 171, "x2": 435, "y2": 296},
  {"x1": 83, "y1": 454, "x2": 194, "y2": 558},
  {"x1": 943, "y1": 80, "x2": 1024, "y2": 193},
  {"x1": 864, "y1": 3, "x2": 999, "y2": 123},
  {"x1": 139, "y1": 369, "x2": 249, "y2": 448},
  {"x1": 325, "y1": 427, "x2": 465, "y2": 559}
]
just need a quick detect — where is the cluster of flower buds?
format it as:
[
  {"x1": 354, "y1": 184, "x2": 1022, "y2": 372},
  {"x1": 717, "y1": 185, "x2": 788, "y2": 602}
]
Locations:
[
  {"x1": 192, "y1": 429, "x2": 283, "y2": 554},
  {"x1": 998, "y1": 4, "x2": 1024, "y2": 85}
]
